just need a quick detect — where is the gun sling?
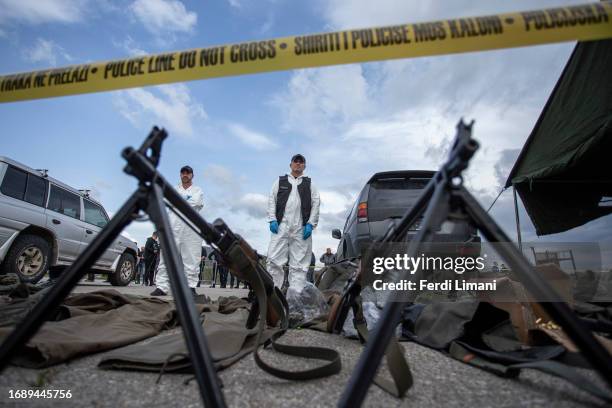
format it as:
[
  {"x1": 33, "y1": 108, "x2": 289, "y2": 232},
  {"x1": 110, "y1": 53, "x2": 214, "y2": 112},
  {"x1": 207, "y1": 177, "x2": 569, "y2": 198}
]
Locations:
[
  {"x1": 350, "y1": 297, "x2": 413, "y2": 398},
  {"x1": 318, "y1": 262, "x2": 414, "y2": 398},
  {"x1": 226, "y1": 241, "x2": 342, "y2": 381}
]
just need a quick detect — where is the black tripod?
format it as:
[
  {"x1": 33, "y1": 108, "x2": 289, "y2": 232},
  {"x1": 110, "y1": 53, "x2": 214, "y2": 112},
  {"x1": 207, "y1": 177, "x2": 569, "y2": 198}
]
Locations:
[
  {"x1": 0, "y1": 128, "x2": 226, "y2": 408},
  {"x1": 339, "y1": 120, "x2": 612, "y2": 407}
]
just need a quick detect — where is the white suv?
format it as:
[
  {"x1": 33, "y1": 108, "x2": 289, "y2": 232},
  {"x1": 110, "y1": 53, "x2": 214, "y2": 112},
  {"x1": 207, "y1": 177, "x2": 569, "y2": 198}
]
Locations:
[{"x1": 0, "y1": 156, "x2": 138, "y2": 285}]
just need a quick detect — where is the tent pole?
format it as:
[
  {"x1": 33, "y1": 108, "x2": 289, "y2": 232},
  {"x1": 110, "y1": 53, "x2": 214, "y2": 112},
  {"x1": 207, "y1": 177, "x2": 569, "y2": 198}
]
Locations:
[{"x1": 513, "y1": 184, "x2": 523, "y2": 252}]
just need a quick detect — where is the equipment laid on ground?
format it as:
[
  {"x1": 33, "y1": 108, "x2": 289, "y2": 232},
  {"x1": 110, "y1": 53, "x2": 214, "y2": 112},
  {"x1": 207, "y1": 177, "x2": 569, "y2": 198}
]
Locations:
[
  {"x1": 0, "y1": 128, "x2": 226, "y2": 407},
  {"x1": 0, "y1": 127, "x2": 341, "y2": 407},
  {"x1": 339, "y1": 119, "x2": 612, "y2": 407}
]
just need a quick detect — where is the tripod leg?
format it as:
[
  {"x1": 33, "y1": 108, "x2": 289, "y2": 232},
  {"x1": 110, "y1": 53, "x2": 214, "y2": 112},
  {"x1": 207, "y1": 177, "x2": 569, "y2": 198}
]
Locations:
[
  {"x1": 147, "y1": 183, "x2": 226, "y2": 408},
  {"x1": 339, "y1": 178, "x2": 450, "y2": 407},
  {"x1": 0, "y1": 189, "x2": 144, "y2": 370},
  {"x1": 458, "y1": 186, "x2": 612, "y2": 388}
]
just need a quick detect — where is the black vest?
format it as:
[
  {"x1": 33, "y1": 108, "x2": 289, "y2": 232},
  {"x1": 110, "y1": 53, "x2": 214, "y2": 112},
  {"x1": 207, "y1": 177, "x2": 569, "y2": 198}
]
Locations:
[{"x1": 275, "y1": 175, "x2": 311, "y2": 226}]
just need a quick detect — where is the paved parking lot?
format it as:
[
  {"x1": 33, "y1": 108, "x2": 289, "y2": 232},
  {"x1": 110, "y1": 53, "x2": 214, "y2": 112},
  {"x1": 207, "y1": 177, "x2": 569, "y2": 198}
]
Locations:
[{"x1": 0, "y1": 282, "x2": 609, "y2": 407}]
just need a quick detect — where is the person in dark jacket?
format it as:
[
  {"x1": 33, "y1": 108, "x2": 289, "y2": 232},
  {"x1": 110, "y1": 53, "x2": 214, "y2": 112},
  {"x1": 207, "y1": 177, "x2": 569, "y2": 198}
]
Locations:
[
  {"x1": 135, "y1": 246, "x2": 145, "y2": 284},
  {"x1": 306, "y1": 252, "x2": 316, "y2": 283},
  {"x1": 319, "y1": 248, "x2": 336, "y2": 266},
  {"x1": 198, "y1": 246, "x2": 208, "y2": 288},
  {"x1": 143, "y1": 232, "x2": 159, "y2": 286},
  {"x1": 266, "y1": 154, "x2": 321, "y2": 290},
  {"x1": 209, "y1": 250, "x2": 229, "y2": 288}
]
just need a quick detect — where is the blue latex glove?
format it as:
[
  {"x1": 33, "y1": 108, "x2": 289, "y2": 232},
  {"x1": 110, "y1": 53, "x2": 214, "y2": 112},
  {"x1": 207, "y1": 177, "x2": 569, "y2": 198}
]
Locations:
[
  {"x1": 269, "y1": 221, "x2": 279, "y2": 234},
  {"x1": 303, "y1": 223, "x2": 313, "y2": 240}
]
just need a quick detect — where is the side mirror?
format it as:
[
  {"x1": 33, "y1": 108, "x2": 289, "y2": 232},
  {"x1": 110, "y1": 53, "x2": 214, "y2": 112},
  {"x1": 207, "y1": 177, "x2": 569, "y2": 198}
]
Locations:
[{"x1": 332, "y1": 229, "x2": 342, "y2": 239}]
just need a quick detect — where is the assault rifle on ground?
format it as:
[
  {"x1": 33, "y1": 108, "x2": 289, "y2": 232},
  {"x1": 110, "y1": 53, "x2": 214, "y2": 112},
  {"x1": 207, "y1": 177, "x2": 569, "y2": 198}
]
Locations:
[
  {"x1": 0, "y1": 127, "x2": 339, "y2": 408},
  {"x1": 338, "y1": 119, "x2": 612, "y2": 406}
]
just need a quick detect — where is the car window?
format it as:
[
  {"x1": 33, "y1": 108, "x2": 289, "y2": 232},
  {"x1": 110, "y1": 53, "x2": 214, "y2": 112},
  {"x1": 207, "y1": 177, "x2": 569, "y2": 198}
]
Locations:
[
  {"x1": 48, "y1": 184, "x2": 81, "y2": 219},
  {"x1": 369, "y1": 179, "x2": 429, "y2": 206},
  {"x1": 24, "y1": 175, "x2": 47, "y2": 207},
  {"x1": 0, "y1": 165, "x2": 27, "y2": 200},
  {"x1": 368, "y1": 178, "x2": 430, "y2": 221},
  {"x1": 84, "y1": 200, "x2": 109, "y2": 228}
]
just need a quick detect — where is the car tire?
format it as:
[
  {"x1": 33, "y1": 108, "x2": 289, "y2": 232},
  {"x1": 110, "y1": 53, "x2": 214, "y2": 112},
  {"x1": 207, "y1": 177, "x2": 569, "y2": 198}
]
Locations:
[
  {"x1": 4, "y1": 234, "x2": 50, "y2": 284},
  {"x1": 109, "y1": 253, "x2": 136, "y2": 286}
]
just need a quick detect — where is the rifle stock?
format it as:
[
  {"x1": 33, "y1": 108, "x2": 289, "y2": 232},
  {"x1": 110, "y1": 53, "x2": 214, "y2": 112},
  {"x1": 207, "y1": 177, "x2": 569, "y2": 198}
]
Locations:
[{"x1": 210, "y1": 219, "x2": 286, "y2": 328}]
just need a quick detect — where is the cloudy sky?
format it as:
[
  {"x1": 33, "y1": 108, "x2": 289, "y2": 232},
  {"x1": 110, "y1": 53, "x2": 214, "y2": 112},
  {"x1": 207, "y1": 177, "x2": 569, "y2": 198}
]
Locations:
[{"x1": 1, "y1": 0, "x2": 610, "y2": 266}]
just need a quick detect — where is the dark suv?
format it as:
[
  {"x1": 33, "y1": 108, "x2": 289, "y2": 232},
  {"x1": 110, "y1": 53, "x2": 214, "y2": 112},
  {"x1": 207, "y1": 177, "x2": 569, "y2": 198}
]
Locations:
[{"x1": 332, "y1": 170, "x2": 480, "y2": 260}]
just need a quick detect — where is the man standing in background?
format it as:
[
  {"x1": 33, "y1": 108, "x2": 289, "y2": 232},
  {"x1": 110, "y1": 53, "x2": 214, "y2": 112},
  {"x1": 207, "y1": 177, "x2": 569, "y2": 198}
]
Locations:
[
  {"x1": 135, "y1": 246, "x2": 145, "y2": 284},
  {"x1": 320, "y1": 248, "x2": 336, "y2": 266},
  {"x1": 150, "y1": 166, "x2": 204, "y2": 297},
  {"x1": 143, "y1": 232, "x2": 159, "y2": 286},
  {"x1": 266, "y1": 154, "x2": 320, "y2": 290}
]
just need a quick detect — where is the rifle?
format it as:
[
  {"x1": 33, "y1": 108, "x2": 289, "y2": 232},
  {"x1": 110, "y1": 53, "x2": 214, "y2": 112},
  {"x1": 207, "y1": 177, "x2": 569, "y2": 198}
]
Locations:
[
  {"x1": 0, "y1": 127, "x2": 339, "y2": 407},
  {"x1": 339, "y1": 119, "x2": 612, "y2": 407},
  {"x1": 124, "y1": 127, "x2": 340, "y2": 381},
  {"x1": 208, "y1": 219, "x2": 287, "y2": 328},
  {"x1": 121, "y1": 129, "x2": 288, "y2": 328},
  {"x1": 325, "y1": 262, "x2": 413, "y2": 398}
]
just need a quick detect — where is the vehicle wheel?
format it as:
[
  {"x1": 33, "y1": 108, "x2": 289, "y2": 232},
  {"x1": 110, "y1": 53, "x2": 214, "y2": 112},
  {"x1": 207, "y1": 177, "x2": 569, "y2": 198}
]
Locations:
[
  {"x1": 5, "y1": 234, "x2": 50, "y2": 284},
  {"x1": 109, "y1": 253, "x2": 136, "y2": 286}
]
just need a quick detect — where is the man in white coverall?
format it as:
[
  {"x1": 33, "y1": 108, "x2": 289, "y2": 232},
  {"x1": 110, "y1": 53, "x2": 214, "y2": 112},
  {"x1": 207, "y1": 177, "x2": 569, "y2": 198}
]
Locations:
[
  {"x1": 150, "y1": 165, "x2": 204, "y2": 297},
  {"x1": 267, "y1": 154, "x2": 320, "y2": 289}
]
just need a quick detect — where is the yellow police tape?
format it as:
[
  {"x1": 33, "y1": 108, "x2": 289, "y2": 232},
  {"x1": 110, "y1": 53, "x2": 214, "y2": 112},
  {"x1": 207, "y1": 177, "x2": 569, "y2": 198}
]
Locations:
[{"x1": 1, "y1": 1, "x2": 611, "y2": 103}]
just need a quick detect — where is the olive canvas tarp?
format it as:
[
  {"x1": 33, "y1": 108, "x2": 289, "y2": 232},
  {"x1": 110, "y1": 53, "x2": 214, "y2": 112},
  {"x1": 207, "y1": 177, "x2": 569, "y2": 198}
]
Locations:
[{"x1": 505, "y1": 39, "x2": 612, "y2": 235}]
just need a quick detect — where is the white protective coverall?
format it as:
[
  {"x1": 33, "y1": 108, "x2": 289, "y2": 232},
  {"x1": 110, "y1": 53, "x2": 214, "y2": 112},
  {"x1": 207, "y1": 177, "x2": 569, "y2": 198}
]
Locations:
[
  {"x1": 266, "y1": 174, "x2": 320, "y2": 289},
  {"x1": 155, "y1": 183, "x2": 204, "y2": 294}
]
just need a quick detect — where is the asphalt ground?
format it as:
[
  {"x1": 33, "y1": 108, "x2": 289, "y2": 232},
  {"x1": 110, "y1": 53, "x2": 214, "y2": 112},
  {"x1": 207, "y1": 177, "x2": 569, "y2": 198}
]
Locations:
[{"x1": 0, "y1": 280, "x2": 609, "y2": 407}]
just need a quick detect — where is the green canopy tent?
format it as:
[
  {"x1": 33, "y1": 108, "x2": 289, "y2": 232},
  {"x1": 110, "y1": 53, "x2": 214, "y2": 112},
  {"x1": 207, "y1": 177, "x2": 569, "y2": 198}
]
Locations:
[{"x1": 505, "y1": 39, "x2": 612, "y2": 236}]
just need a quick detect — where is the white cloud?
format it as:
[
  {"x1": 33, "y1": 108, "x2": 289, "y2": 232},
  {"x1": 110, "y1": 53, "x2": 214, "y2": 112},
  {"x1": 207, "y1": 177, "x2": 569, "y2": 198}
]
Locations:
[
  {"x1": 271, "y1": 32, "x2": 573, "y2": 204},
  {"x1": 202, "y1": 164, "x2": 249, "y2": 199},
  {"x1": 130, "y1": 0, "x2": 197, "y2": 35},
  {"x1": 112, "y1": 36, "x2": 147, "y2": 57},
  {"x1": 22, "y1": 38, "x2": 72, "y2": 66},
  {"x1": 322, "y1": 0, "x2": 594, "y2": 30},
  {"x1": 258, "y1": 13, "x2": 275, "y2": 35},
  {"x1": 272, "y1": 65, "x2": 369, "y2": 138},
  {"x1": 227, "y1": 123, "x2": 279, "y2": 151},
  {"x1": 114, "y1": 83, "x2": 207, "y2": 138},
  {"x1": 204, "y1": 164, "x2": 236, "y2": 186},
  {"x1": 232, "y1": 193, "x2": 268, "y2": 218},
  {"x1": 320, "y1": 190, "x2": 351, "y2": 214},
  {"x1": 0, "y1": 0, "x2": 88, "y2": 25},
  {"x1": 227, "y1": 0, "x2": 243, "y2": 9}
]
